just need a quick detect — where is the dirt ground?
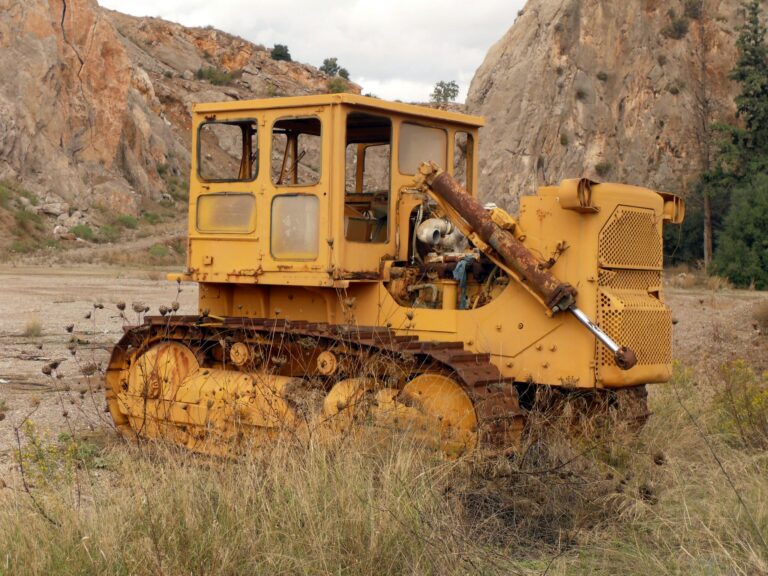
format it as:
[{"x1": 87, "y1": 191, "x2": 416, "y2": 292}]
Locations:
[{"x1": 0, "y1": 266, "x2": 766, "y2": 476}]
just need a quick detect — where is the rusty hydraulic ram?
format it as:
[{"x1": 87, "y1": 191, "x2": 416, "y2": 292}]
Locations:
[{"x1": 416, "y1": 162, "x2": 637, "y2": 370}]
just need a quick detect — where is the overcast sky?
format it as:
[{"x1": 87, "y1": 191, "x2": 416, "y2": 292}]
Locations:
[{"x1": 98, "y1": 0, "x2": 526, "y2": 102}]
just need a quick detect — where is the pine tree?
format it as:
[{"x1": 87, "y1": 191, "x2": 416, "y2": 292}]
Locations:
[
  {"x1": 711, "y1": 0, "x2": 768, "y2": 286},
  {"x1": 730, "y1": 0, "x2": 768, "y2": 155}
]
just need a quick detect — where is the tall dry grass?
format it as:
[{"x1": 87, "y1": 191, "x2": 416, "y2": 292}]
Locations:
[{"x1": 2, "y1": 364, "x2": 767, "y2": 575}]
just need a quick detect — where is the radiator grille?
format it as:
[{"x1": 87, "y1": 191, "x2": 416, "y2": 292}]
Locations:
[
  {"x1": 596, "y1": 206, "x2": 670, "y2": 373},
  {"x1": 598, "y1": 207, "x2": 662, "y2": 269},
  {"x1": 597, "y1": 289, "x2": 672, "y2": 368}
]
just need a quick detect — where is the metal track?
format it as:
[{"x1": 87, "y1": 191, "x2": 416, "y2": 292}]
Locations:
[{"x1": 107, "y1": 315, "x2": 525, "y2": 450}]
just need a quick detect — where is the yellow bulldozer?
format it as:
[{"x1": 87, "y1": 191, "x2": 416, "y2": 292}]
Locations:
[{"x1": 105, "y1": 94, "x2": 685, "y2": 456}]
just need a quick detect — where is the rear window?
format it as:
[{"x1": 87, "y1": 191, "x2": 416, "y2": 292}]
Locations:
[{"x1": 198, "y1": 120, "x2": 258, "y2": 182}]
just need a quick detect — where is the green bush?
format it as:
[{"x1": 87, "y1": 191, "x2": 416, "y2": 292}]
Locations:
[
  {"x1": 595, "y1": 161, "x2": 612, "y2": 177},
  {"x1": 142, "y1": 212, "x2": 162, "y2": 225},
  {"x1": 713, "y1": 361, "x2": 768, "y2": 449},
  {"x1": 195, "y1": 67, "x2": 239, "y2": 86},
  {"x1": 148, "y1": 243, "x2": 170, "y2": 259},
  {"x1": 69, "y1": 224, "x2": 94, "y2": 241},
  {"x1": 327, "y1": 78, "x2": 349, "y2": 94},
  {"x1": 114, "y1": 215, "x2": 138, "y2": 229},
  {"x1": 270, "y1": 44, "x2": 291, "y2": 61}
]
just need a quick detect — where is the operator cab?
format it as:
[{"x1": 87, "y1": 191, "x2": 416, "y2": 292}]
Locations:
[{"x1": 187, "y1": 94, "x2": 483, "y2": 286}]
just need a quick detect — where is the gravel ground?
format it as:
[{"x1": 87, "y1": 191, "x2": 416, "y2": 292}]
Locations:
[
  {"x1": 0, "y1": 266, "x2": 197, "y2": 475},
  {"x1": 0, "y1": 267, "x2": 765, "y2": 477}
]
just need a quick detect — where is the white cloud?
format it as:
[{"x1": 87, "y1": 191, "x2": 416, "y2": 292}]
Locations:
[{"x1": 98, "y1": 0, "x2": 525, "y2": 102}]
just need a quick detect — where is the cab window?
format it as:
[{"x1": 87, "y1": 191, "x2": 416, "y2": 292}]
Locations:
[
  {"x1": 398, "y1": 122, "x2": 446, "y2": 175},
  {"x1": 198, "y1": 120, "x2": 257, "y2": 182},
  {"x1": 344, "y1": 113, "x2": 391, "y2": 243},
  {"x1": 271, "y1": 117, "x2": 322, "y2": 186}
]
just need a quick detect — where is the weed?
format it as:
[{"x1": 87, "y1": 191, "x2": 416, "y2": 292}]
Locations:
[
  {"x1": 97, "y1": 224, "x2": 119, "y2": 243},
  {"x1": 22, "y1": 318, "x2": 42, "y2": 337},
  {"x1": 148, "y1": 243, "x2": 170, "y2": 259},
  {"x1": 560, "y1": 133, "x2": 569, "y2": 146},
  {"x1": 142, "y1": 212, "x2": 163, "y2": 225},
  {"x1": 754, "y1": 300, "x2": 768, "y2": 333},
  {"x1": 69, "y1": 224, "x2": 94, "y2": 241},
  {"x1": 597, "y1": 71, "x2": 608, "y2": 82},
  {"x1": 575, "y1": 88, "x2": 588, "y2": 101},
  {"x1": 707, "y1": 275, "x2": 733, "y2": 291},
  {"x1": 713, "y1": 361, "x2": 768, "y2": 449},
  {"x1": 114, "y1": 214, "x2": 139, "y2": 229},
  {"x1": 195, "y1": 67, "x2": 241, "y2": 86},
  {"x1": 657, "y1": 54, "x2": 668, "y2": 66}
]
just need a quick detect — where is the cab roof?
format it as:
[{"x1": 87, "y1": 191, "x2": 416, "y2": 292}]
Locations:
[{"x1": 192, "y1": 93, "x2": 485, "y2": 128}]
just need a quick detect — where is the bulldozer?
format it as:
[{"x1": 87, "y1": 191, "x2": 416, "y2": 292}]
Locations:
[{"x1": 105, "y1": 94, "x2": 685, "y2": 456}]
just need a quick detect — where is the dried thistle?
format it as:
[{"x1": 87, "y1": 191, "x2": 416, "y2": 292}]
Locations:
[{"x1": 116, "y1": 301, "x2": 126, "y2": 311}]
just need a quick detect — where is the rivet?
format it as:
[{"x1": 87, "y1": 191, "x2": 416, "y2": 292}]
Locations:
[
  {"x1": 518, "y1": 323, "x2": 524, "y2": 330},
  {"x1": 536, "y1": 344, "x2": 543, "y2": 351},
  {"x1": 550, "y1": 345, "x2": 557, "y2": 352},
  {"x1": 495, "y1": 324, "x2": 502, "y2": 331}
]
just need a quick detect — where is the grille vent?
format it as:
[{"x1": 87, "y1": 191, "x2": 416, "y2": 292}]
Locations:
[{"x1": 598, "y1": 207, "x2": 662, "y2": 269}]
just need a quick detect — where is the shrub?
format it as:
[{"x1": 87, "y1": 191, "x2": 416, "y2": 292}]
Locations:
[
  {"x1": 195, "y1": 67, "x2": 238, "y2": 86},
  {"x1": 69, "y1": 224, "x2": 94, "y2": 241},
  {"x1": 320, "y1": 57, "x2": 341, "y2": 76},
  {"x1": 148, "y1": 243, "x2": 170, "y2": 259},
  {"x1": 657, "y1": 54, "x2": 668, "y2": 66},
  {"x1": 270, "y1": 44, "x2": 291, "y2": 61},
  {"x1": 662, "y1": 12, "x2": 690, "y2": 39},
  {"x1": 714, "y1": 361, "x2": 768, "y2": 449},
  {"x1": 560, "y1": 133, "x2": 569, "y2": 146},
  {"x1": 142, "y1": 212, "x2": 162, "y2": 225},
  {"x1": 22, "y1": 318, "x2": 42, "y2": 337},
  {"x1": 684, "y1": 0, "x2": 703, "y2": 20},
  {"x1": 597, "y1": 71, "x2": 609, "y2": 82},
  {"x1": 575, "y1": 88, "x2": 588, "y2": 101},
  {"x1": 595, "y1": 161, "x2": 612, "y2": 177},
  {"x1": 754, "y1": 300, "x2": 768, "y2": 333},
  {"x1": 327, "y1": 78, "x2": 349, "y2": 94},
  {"x1": 114, "y1": 214, "x2": 138, "y2": 229},
  {"x1": 669, "y1": 84, "x2": 681, "y2": 95},
  {"x1": 98, "y1": 224, "x2": 120, "y2": 243}
]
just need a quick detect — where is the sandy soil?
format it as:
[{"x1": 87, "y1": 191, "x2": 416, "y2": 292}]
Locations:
[{"x1": 0, "y1": 267, "x2": 766, "y2": 476}]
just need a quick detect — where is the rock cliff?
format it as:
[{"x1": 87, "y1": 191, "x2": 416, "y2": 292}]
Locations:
[
  {"x1": 467, "y1": 0, "x2": 742, "y2": 209},
  {"x1": 0, "y1": 0, "x2": 357, "y2": 248}
]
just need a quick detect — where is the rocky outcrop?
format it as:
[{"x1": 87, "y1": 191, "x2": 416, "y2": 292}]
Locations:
[
  {"x1": 467, "y1": 0, "x2": 742, "y2": 209},
  {"x1": 0, "y1": 0, "x2": 358, "y2": 235}
]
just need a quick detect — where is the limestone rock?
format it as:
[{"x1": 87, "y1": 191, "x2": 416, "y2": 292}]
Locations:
[{"x1": 466, "y1": 0, "x2": 742, "y2": 209}]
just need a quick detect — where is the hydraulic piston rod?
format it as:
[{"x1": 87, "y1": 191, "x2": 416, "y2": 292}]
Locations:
[{"x1": 569, "y1": 306, "x2": 637, "y2": 370}]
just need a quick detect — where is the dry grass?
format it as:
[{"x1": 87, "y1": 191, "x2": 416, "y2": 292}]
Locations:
[
  {"x1": 754, "y1": 300, "x2": 768, "y2": 334},
  {"x1": 22, "y1": 317, "x2": 42, "y2": 337},
  {"x1": 1, "y1": 365, "x2": 767, "y2": 575}
]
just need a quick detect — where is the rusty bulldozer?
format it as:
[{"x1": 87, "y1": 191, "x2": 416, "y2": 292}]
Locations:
[{"x1": 105, "y1": 95, "x2": 685, "y2": 456}]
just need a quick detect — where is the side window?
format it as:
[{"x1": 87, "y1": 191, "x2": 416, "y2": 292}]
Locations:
[
  {"x1": 196, "y1": 193, "x2": 256, "y2": 233},
  {"x1": 271, "y1": 117, "x2": 321, "y2": 186},
  {"x1": 271, "y1": 194, "x2": 320, "y2": 259},
  {"x1": 398, "y1": 123, "x2": 447, "y2": 175},
  {"x1": 198, "y1": 121, "x2": 257, "y2": 182},
  {"x1": 344, "y1": 113, "x2": 392, "y2": 243},
  {"x1": 454, "y1": 131, "x2": 474, "y2": 192}
]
